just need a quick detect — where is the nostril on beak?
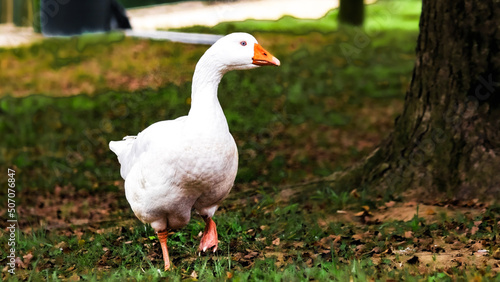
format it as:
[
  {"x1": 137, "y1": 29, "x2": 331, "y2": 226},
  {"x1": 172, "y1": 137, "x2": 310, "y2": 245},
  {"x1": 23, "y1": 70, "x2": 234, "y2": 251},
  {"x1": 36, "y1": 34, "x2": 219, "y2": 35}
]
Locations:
[{"x1": 263, "y1": 53, "x2": 267, "y2": 56}]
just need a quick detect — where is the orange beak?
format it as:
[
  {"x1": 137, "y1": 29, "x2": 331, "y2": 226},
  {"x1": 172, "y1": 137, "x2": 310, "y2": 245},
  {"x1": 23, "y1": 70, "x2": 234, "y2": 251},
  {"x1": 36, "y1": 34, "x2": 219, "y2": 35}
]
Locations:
[{"x1": 252, "y1": 43, "x2": 280, "y2": 66}]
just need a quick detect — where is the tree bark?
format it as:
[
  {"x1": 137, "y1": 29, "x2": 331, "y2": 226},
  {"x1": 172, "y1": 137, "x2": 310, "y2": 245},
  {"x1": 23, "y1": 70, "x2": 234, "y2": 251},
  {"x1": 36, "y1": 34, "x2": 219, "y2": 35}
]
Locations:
[
  {"x1": 338, "y1": 0, "x2": 364, "y2": 26},
  {"x1": 330, "y1": 0, "x2": 500, "y2": 200}
]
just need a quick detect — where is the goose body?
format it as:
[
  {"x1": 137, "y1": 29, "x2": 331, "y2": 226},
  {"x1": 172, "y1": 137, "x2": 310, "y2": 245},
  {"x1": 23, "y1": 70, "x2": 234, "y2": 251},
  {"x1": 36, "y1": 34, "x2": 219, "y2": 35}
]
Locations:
[{"x1": 109, "y1": 32, "x2": 279, "y2": 270}]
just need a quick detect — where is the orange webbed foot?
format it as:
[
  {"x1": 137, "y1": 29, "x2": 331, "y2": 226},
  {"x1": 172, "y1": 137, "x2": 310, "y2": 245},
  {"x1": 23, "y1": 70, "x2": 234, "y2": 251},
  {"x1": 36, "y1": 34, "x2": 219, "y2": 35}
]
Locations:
[{"x1": 198, "y1": 216, "x2": 218, "y2": 253}]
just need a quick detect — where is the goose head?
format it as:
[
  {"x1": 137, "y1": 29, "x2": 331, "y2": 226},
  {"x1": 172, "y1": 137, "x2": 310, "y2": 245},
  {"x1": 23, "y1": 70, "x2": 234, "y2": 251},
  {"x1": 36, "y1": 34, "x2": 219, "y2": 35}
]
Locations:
[{"x1": 202, "y1": 32, "x2": 280, "y2": 73}]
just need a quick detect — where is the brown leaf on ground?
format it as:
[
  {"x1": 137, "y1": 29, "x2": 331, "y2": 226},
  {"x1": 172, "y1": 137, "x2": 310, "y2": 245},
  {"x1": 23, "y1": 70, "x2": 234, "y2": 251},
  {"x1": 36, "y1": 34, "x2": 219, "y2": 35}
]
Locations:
[
  {"x1": 470, "y1": 226, "x2": 479, "y2": 235},
  {"x1": 425, "y1": 208, "x2": 436, "y2": 215},
  {"x1": 291, "y1": 241, "x2": 304, "y2": 248},
  {"x1": 492, "y1": 249, "x2": 500, "y2": 260},
  {"x1": 68, "y1": 273, "x2": 81, "y2": 281},
  {"x1": 22, "y1": 253, "x2": 33, "y2": 266},
  {"x1": 272, "y1": 238, "x2": 280, "y2": 246},
  {"x1": 451, "y1": 257, "x2": 467, "y2": 267},
  {"x1": 444, "y1": 234, "x2": 457, "y2": 244},
  {"x1": 470, "y1": 242, "x2": 484, "y2": 252},
  {"x1": 264, "y1": 251, "x2": 285, "y2": 267},
  {"x1": 451, "y1": 241, "x2": 465, "y2": 250},
  {"x1": 243, "y1": 251, "x2": 260, "y2": 260},
  {"x1": 350, "y1": 189, "x2": 360, "y2": 198},
  {"x1": 55, "y1": 241, "x2": 68, "y2": 249},
  {"x1": 316, "y1": 234, "x2": 341, "y2": 249},
  {"x1": 371, "y1": 246, "x2": 382, "y2": 254},
  {"x1": 404, "y1": 201, "x2": 417, "y2": 207},
  {"x1": 355, "y1": 244, "x2": 366, "y2": 256},
  {"x1": 385, "y1": 201, "x2": 396, "y2": 208},
  {"x1": 382, "y1": 248, "x2": 393, "y2": 255},
  {"x1": 352, "y1": 234, "x2": 364, "y2": 241},
  {"x1": 15, "y1": 257, "x2": 26, "y2": 269},
  {"x1": 354, "y1": 211, "x2": 365, "y2": 217}
]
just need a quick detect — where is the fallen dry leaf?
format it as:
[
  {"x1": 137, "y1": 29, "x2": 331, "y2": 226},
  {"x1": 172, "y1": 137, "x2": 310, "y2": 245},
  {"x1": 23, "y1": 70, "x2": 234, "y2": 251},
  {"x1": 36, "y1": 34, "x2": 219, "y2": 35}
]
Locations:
[
  {"x1": 470, "y1": 226, "x2": 479, "y2": 235},
  {"x1": 492, "y1": 249, "x2": 500, "y2": 260},
  {"x1": 444, "y1": 234, "x2": 457, "y2": 244},
  {"x1": 425, "y1": 209, "x2": 436, "y2": 215},
  {"x1": 264, "y1": 251, "x2": 285, "y2": 267},
  {"x1": 354, "y1": 211, "x2": 365, "y2": 217},
  {"x1": 350, "y1": 189, "x2": 360, "y2": 198},
  {"x1": 470, "y1": 242, "x2": 484, "y2": 252},
  {"x1": 352, "y1": 234, "x2": 364, "y2": 241},
  {"x1": 68, "y1": 273, "x2": 81, "y2": 281},
  {"x1": 243, "y1": 251, "x2": 259, "y2": 260},
  {"x1": 23, "y1": 253, "x2": 33, "y2": 266},
  {"x1": 15, "y1": 257, "x2": 26, "y2": 269},
  {"x1": 404, "y1": 201, "x2": 417, "y2": 207},
  {"x1": 385, "y1": 201, "x2": 396, "y2": 208},
  {"x1": 272, "y1": 238, "x2": 280, "y2": 246},
  {"x1": 55, "y1": 241, "x2": 68, "y2": 249}
]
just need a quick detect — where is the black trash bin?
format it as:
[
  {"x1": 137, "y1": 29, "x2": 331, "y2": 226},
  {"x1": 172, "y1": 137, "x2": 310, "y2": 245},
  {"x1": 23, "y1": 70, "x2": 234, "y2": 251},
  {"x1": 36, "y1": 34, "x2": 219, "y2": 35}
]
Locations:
[{"x1": 40, "y1": 0, "x2": 131, "y2": 36}]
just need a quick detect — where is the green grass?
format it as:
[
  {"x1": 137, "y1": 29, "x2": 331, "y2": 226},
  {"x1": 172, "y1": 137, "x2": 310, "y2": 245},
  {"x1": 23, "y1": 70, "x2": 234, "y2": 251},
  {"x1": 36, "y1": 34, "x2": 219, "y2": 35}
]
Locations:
[
  {"x1": 173, "y1": 0, "x2": 421, "y2": 34},
  {"x1": 2, "y1": 0, "x2": 498, "y2": 280},
  {"x1": 2, "y1": 188, "x2": 499, "y2": 280}
]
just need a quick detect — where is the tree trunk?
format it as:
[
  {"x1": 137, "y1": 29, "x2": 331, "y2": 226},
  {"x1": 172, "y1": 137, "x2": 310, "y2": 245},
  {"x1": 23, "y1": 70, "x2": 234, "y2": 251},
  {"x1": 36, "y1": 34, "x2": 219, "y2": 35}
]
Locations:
[
  {"x1": 330, "y1": 0, "x2": 500, "y2": 200},
  {"x1": 338, "y1": 0, "x2": 364, "y2": 26}
]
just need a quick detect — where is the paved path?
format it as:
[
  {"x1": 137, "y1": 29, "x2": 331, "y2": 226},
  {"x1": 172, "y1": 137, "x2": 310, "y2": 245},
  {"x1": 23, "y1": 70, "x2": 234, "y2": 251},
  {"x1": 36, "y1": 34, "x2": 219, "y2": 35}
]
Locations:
[
  {"x1": 0, "y1": 23, "x2": 43, "y2": 48},
  {"x1": 0, "y1": 0, "x2": 341, "y2": 47},
  {"x1": 127, "y1": 0, "x2": 339, "y2": 30}
]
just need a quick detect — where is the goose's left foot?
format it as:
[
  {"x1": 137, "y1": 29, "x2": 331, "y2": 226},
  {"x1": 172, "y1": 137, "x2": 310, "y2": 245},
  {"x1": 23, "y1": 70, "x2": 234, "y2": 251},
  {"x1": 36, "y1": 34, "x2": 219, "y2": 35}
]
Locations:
[{"x1": 198, "y1": 216, "x2": 218, "y2": 253}]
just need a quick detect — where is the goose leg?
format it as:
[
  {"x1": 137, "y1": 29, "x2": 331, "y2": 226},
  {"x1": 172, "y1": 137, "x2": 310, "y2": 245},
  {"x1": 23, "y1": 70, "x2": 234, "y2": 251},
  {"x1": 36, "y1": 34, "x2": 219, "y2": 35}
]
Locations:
[
  {"x1": 198, "y1": 216, "x2": 218, "y2": 252},
  {"x1": 157, "y1": 230, "x2": 171, "y2": 270}
]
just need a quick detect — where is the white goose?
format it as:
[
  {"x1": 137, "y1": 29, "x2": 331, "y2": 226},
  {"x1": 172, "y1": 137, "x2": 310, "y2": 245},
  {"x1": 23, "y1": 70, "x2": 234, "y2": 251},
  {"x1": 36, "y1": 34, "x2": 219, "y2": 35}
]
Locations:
[{"x1": 109, "y1": 33, "x2": 280, "y2": 270}]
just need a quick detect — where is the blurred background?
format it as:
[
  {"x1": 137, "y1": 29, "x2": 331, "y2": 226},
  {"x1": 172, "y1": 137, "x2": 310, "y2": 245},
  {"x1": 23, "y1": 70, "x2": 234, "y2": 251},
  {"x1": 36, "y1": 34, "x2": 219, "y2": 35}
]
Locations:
[{"x1": 8, "y1": 1, "x2": 492, "y2": 280}]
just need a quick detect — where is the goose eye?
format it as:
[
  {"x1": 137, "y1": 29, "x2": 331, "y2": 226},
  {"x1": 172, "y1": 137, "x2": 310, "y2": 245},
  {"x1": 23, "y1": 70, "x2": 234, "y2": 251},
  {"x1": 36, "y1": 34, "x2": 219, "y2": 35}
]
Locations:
[{"x1": 240, "y1": 41, "x2": 247, "y2": 46}]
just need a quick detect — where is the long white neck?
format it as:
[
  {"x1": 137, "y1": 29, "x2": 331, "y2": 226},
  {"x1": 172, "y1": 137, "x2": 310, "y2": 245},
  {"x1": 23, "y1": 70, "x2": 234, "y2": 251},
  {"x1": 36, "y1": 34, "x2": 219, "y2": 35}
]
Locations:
[{"x1": 187, "y1": 52, "x2": 229, "y2": 132}]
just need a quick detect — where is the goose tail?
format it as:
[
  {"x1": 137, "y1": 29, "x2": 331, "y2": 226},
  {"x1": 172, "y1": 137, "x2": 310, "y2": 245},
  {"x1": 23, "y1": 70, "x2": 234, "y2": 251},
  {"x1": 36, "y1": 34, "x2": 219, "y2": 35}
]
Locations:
[
  {"x1": 109, "y1": 136, "x2": 137, "y2": 179},
  {"x1": 109, "y1": 136, "x2": 136, "y2": 157}
]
